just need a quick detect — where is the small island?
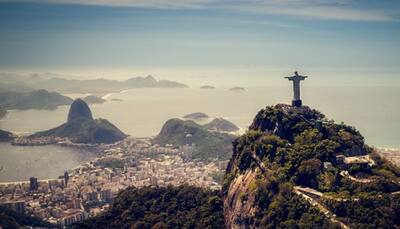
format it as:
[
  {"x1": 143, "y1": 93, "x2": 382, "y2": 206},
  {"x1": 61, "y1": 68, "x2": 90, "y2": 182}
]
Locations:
[
  {"x1": 82, "y1": 95, "x2": 106, "y2": 104},
  {"x1": 200, "y1": 85, "x2": 216, "y2": 89},
  {"x1": 182, "y1": 112, "x2": 209, "y2": 120},
  {"x1": 229, "y1": 87, "x2": 245, "y2": 92}
]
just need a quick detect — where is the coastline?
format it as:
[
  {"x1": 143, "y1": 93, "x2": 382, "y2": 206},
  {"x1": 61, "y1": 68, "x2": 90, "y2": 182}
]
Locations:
[{"x1": 101, "y1": 88, "x2": 131, "y2": 100}]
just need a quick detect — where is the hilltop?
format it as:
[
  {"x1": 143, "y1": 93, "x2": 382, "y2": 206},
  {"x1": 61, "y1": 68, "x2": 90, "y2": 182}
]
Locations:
[
  {"x1": 67, "y1": 99, "x2": 93, "y2": 122},
  {"x1": 32, "y1": 99, "x2": 126, "y2": 144},
  {"x1": 223, "y1": 104, "x2": 400, "y2": 228},
  {"x1": 203, "y1": 118, "x2": 239, "y2": 132},
  {"x1": 153, "y1": 118, "x2": 235, "y2": 161}
]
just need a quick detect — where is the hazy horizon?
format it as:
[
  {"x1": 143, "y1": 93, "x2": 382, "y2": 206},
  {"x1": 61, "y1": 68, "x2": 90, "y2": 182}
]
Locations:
[{"x1": 1, "y1": 1, "x2": 400, "y2": 87}]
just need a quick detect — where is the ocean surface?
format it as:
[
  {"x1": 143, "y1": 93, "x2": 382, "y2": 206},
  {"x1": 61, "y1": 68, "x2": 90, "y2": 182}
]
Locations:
[
  {"x1": 0, "y1": 86, "x2": 399, "y2": 181},
  {"x1": 0, "y1": 143, "x2": 95, "y2": 182}
]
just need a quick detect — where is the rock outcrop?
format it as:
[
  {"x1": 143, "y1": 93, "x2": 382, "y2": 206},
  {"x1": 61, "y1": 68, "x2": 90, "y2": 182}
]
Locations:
[
  {"x1": 223, "y1": 104, "x2": 400, "y2": 228},
  {"x1": 67, "y1": 98, "x2": 93, "y2": 122},
  {"x1": 33, "y1": 99, "x2": 126, "y2": 144}
]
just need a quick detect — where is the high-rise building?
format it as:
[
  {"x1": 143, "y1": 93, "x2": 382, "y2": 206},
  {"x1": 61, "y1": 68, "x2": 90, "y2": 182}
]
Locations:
[
  {"x1": 149, "y1": 176, "x2": 158, "y2": 187},
  {"x1": 0, "y1": 201, "x2": 26, "y2": 214},
  {"x1": 100, "y1": 189, "x2": 112, "y2": 202},
  {"x1": 64, "y1": 171, "x2": 69, "y2": 186},
  {"x1": 29, "y1": 177, "x2": 38, "y2": 191},
  {"x1": 185, "y1": 133, "x2": 193, "y2": 146}
]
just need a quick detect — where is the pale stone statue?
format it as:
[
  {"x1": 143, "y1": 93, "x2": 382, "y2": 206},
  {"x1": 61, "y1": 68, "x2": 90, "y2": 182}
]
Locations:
[{"x1": 285, "y1": 71, "x2": 307, "y2": 107}]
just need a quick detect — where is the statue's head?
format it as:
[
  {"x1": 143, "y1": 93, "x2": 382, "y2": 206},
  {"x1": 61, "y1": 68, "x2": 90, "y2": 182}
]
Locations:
[{"x1": 294, "y1": 71, "x2": 298, "y2": 76}]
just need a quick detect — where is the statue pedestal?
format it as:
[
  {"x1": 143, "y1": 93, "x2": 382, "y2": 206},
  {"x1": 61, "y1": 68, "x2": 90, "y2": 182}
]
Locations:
[{"x1": 292, "y1": 100, "x2": 302, "y2": 107}]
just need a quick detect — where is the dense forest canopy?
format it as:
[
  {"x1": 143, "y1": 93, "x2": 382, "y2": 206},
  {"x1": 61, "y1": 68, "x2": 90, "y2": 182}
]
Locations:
[
  {"x1": 224, "y1": 104, "x2": 400, "y2": 228},
  {"x1": 77, "y1": 186, "x2": 225, "y2": 229}
]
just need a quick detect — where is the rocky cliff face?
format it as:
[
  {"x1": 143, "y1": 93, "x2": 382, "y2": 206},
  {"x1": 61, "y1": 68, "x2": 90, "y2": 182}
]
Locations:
[
  {"x1": 223, "y1": 104, "x2": 400, "y2": 229},
  {"x1": 67, "y1": 98, "x2": 93, "y2": 122}
]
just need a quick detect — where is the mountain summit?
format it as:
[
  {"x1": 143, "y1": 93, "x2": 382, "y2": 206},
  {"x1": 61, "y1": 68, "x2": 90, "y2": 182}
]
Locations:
[
  {"x1": 67, "y1": 98, "x2": 93, "y2": 122},
  {"x1": 223, "y1": 104, "x2": 400, "y2": 228}
]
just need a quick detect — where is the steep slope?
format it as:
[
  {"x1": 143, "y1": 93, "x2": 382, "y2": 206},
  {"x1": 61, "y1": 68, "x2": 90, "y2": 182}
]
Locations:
[
  {"x1": 223, "y1": 104, "x2": 400, "y2": 228},
  {"x1": 67, "y1": 99, "x2": 93, "y2": 122},
  {"x1": 153, "y1": 118, "x2": 235, "y2": 161},
  {"x1": 33, "y1": 99, "x2": 126, "y2": 144}
]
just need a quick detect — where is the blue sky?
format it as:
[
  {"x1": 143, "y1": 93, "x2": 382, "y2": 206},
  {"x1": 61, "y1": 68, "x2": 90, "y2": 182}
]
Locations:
[{"x1": 0, "y1": 0, "x2": 399, "y2": 85}]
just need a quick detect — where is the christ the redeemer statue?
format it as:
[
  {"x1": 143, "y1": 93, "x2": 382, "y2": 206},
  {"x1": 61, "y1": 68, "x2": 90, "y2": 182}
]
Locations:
[{"x1": 285, "y1": 71, "x2": 307, "y2": 107}]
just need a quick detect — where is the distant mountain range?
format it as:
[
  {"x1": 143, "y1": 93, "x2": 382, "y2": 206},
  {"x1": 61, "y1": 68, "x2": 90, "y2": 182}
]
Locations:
[
  {"x1": 0, "y1": 73, "x2": 188, "y2": 94},
  {"x1": 200, "y1": 85, "x2": 216, "y2": 89},
  {"x1": 229, "y1": 87, "x2": 245, "y2": 91}
]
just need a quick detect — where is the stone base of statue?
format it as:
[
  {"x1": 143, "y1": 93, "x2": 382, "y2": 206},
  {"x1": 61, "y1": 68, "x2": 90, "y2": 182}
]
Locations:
[{"x1": 292, "y1": 100, "x2": 302, "y2": 107}]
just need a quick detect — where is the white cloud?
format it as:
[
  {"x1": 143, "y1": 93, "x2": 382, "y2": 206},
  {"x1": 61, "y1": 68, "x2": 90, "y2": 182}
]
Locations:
[
  {"x1": 6, "y1": 0, "x2": 398, "y2": 21},
  {"x1": 13, "y1": 0, "x2": 217, "y2": 9},
  {"x1": 230, "y1": 0, "x2": 396, "y2": 21}
]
